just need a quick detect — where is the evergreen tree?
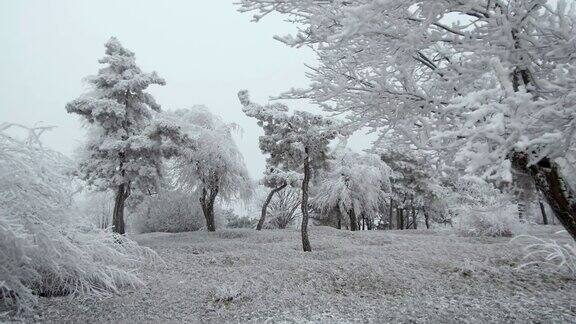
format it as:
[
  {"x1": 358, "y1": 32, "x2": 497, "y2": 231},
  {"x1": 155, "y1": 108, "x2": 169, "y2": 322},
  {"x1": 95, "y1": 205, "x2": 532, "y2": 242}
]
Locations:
[
  {"x1": 66, "y1": 37, "x2": 182, "y2": 234},
  {"x1": 239, "y1": 90, "x2": 338, "y2": 251}
]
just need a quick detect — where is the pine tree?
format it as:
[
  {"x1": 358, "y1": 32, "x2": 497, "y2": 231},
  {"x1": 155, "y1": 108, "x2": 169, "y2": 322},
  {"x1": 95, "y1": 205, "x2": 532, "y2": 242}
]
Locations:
[
  {"x1": 66, "y1": 37, "x2": 182, "y2": 234},
  {"x1": 239, "y1": 90, "x2": 338, "y2": 251}
]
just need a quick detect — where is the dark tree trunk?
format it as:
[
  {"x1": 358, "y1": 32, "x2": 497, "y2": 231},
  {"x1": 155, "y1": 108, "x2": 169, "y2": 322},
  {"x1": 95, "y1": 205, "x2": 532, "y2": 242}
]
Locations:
[
  {"x1": 423, "y1": 208, "x2": 430, "y2": 229},
  {"x1": 337, "y1": 216, "x2": 342, "y2": 230},
  {"x1": 411, "y1": 206, "x2": 418, "y2": 229},
  {"x1": 200, "y1": 186, "x2": 219, "y2": 232},
  {"x1": 397, "y1": 208, "x2": 404, "y2": 230},
  {"x1": 511, "y1": 168, "x2": 534, "y2": 221},
  {"x1": 361, "y1": 214, "x2": 366, "y2": 231},
  {"x1": 505, "y1": 30, "x2": 576, "y2": 237},
  {"x1": 389, "y1": 199, "x2": 394, "y2": 230},
  {"x1": 513, "y1": 153, "x2": 576, "y2": 241},
  {"x1": 349, "y1": 208, "x2": 358, "y2": 231},
  {"x1": 301, "y1": 153, "x2": 312, "y2": 252},
  {"x1": 517, "y1": 200, "x2": 526, "y2": 221},
  {"x1": 539, "y1": 200, "x2": 548, "y2": 225},
  {"x1": 112, "y1": 183, "x2": 129, "y2": 234},
  {"x1": 257, "y1": 183, "x2": 287, "y2": 230}
]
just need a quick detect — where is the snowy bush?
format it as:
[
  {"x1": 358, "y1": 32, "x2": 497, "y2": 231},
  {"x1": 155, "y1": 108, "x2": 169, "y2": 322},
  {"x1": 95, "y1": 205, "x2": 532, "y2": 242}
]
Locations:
[
  {"x1": 457, "y1": 206, "x2": 523, "y2": 238},
  {"x1": 452, "y1": 177, "x2": 524, "y2": 237},
  {"x1": 250, "y1": 185, "x2": 301, "y2": 230},
  {"x1": 0, "y1": 123, "x2": 156, "y2": 317},
  {"x1": 130, "y1": 190, "x2": 233, "y2": 233},
  {"x1": 130, "y1": 190, "x2": 205, "y2": 233},
  {"x1": 225, "y1": 213, "x2": 257, "y2": 229},
  {"x1": 516, "y1": 232, "x2": 576, "y2": 278}
]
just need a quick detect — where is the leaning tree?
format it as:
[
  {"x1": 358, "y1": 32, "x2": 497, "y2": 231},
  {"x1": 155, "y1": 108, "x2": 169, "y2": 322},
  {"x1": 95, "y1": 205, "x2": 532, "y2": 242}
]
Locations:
[
  {"x1": 239, "y1": 90, "x2": 338, "y2": 251},
  {"x1": 257, "y1": 167, "x2": 300, "y2": 230},
  {"x1": 66, "y1": 37, "x2": 184, "y2": 234},
  {"x1": 168, "y1": 106, "x2": 252, "y2": 232}
]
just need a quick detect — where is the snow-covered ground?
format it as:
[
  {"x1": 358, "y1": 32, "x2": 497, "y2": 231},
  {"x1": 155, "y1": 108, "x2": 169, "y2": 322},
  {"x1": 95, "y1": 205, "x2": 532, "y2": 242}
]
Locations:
[{"x1": 38, "y1": 226, "x2": 575, "y2": 323}]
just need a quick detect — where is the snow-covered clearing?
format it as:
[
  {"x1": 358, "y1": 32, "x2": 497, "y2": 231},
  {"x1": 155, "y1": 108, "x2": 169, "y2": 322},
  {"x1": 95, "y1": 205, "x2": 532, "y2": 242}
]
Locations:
[{"x1": 36, "y1": 225, "x2": 575, "y2": 323}]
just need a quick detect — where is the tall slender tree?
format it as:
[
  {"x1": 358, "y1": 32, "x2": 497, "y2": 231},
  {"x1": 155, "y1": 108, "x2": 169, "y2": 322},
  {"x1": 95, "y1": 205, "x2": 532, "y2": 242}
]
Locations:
[
  {"x1": 239, "y1": 90, "x2": 338, "y2": 251},
  {"x1": 67, "y1": 37, "x2": 182, "y2": 234}
]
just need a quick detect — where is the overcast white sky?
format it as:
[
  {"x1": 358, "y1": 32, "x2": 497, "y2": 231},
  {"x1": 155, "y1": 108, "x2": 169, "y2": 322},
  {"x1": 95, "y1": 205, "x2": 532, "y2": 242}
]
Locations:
[{"x1": 0, "y1": 1, "x2": 371, "y2": 179}]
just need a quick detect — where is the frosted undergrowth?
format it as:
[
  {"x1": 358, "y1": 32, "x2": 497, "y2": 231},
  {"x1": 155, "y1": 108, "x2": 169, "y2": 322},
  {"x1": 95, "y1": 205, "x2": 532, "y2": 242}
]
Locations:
[
  {"x1": 37, "y1": 225, "x2": 576, "y2": 323},
  {"x1": 0, "y1": 123, "x2": 158, "y2": 318},
  {"x1": 515, "y1": 231, "x2": 576, "y2": 278}
]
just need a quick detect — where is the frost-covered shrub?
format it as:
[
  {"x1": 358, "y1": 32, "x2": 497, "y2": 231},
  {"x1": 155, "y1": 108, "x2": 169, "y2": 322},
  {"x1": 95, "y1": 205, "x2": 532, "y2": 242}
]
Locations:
[
  {"x1": 0, "y1": 124, "x2": 155, "y2": 317},
  {"x1": 516, "y1": 233, "x2": 576, "y2": 278},
  {"x1": 457, "y1": 206, "x2": 523, "y2": 237},
  {"x1": 209, "y1": 282, "x2": 244, "y2": 304},
  {"x1": 226, "y1": 214, "x2": 258, "y2": 229},
  {"x1": 130, "y1": 190, "x2": 232, "y2": 233},
  {"x1": 452, "y1": 177, "x2": 524, "y2": 237},
  {"x1": 130, "y1": 190, "x2": 205, "y2": 233},
  {"x1": 258, "y1": 186, "x2": 300, "y2": 229}
]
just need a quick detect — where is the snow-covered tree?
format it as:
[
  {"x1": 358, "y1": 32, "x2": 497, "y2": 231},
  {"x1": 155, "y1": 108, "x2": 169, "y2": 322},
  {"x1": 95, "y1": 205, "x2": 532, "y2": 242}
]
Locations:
[
  {"x1": 378, "y1": 146, "x2": 438, "y2": 230},
  {"x1": 66, "y1": 37, "x2": 183, "y2": 234},
  {"x1": 168, "y1": 106, "x2": 252, "y2": 232},
  {"x1": 313, "y1": 149, "x2": 391, "y2": 231},
  {"x1": 237, "y1": 0, "x2": 576, "y2": 241},
  {"x1": 239, "y1": 90, "x2": 339, "y2": 251},
  {"x1": 256, "y1": 166, "x2": 300, "y2": 230}
]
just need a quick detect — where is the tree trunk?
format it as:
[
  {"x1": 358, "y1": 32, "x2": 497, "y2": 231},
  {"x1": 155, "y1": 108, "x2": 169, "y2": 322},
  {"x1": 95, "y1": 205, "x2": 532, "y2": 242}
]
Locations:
[
  {"x1": 423, "y1": 208, "x2": 430, "y2": 229},
  {"x1": 349, "y1": 208, "x2": 358, "y2": 231},
  {"x1": 539, "y1": 200, "x2": 548, "y2": 225},
  {"x1": 389, "y1": 199, "x2": 395, "y2": 230},
  {"x1": 411, "y1": 206, "x2": 418, "y2": 229},
  {"x1": 301, "y1": 153, "x2": 312, "y2": 252},
  {"x1": 397, "y1": 208, "x2": 404, "y2": 230},
  {"x1": 361, "y1": 214, "x2": 366, "y2": 231},
  {"x1": 514, "y1": 153, "x2": 576, "y2": 241},
  {"x1": 337, "y1": 216, "x2": 342, "y2": 230},
  {"x1": 200, "y1": 187, "x2": 219, "y2": 232},
  {"x1": 257, "y1": 183, "x2": 287, "y2": 230},
  {"x1": 112, "y1": 183, "x2": 129, "y2": 234}
]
